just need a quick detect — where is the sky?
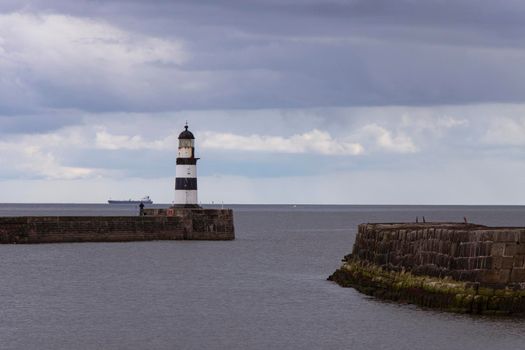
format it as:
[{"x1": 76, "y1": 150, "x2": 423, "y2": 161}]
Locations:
[{"x1": 1, "y1": 0, "x2": 525, "y2": 204}]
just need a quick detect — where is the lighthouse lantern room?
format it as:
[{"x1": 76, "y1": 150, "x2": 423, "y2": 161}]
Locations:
[{"x1": 174, "y1": 124, "x2": 200, "y2": 207}]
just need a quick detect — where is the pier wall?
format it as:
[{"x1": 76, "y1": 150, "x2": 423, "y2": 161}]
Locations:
[
  {"x1": 351, "y1": 223, "x2": 525, "y2": 287},
  {"x1": 0, "y1": 209, "x2": 234, "y2": 244},
  {"x1": 329, "y1": 223, "x2": 525, "y2": 315}
]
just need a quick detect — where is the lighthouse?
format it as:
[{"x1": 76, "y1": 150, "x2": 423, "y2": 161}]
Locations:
[{"x1": 174, "y1": 124, "x2": 200, "y2": 208}]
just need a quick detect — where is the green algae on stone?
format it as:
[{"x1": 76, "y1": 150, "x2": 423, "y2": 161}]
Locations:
[{"x1": 329, "y1": 260, "x2": 525, "y2": 316}]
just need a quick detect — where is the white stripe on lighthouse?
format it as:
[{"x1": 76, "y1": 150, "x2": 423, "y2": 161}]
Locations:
[
  {"x1": 176, "y1": 164, "x2": 197, "y2": 178},
  {"x1": 175, "y1": 190, "x2": 198, "y2": 205}
]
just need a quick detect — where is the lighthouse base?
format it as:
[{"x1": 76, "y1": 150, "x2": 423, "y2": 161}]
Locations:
[
  {"x1": 171, "y1": 204, "x2": 202, "y2": 209},
  {"x1": 143, "y1": 207, "x2": 234, "y2": 240}
]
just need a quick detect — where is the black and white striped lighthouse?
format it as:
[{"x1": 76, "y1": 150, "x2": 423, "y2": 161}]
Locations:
[{"x1": 174, "y1": 124, "x2": 200, "y2": 207}]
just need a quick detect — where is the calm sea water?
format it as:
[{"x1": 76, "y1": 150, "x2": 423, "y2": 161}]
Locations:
[{"x1": 1, "y1": 204, "x2": 524, "y2": 350}]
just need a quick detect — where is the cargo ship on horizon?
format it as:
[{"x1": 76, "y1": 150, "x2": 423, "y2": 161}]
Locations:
[{"x1": 108, "y1": 196, "x2": 153, "y2": 205}]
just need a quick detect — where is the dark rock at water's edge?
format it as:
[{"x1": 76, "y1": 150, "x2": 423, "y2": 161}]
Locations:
[
  {"x1": 329, "y1": 223, "x2": 525, "y2": 316},
  {"x1": 0, "y1": 208, "x2": 234, "y2": 244}
]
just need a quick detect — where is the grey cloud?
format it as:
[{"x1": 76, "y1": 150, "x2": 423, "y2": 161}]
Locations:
[
  {"x1": 11, "y1": 0, "x2": 525, "y2": 43},
  {"x1": 0, "y1": 115, "x2": 83, "y2": 134},
  {"x1": 2, "y1": 1, "x2": 525, "y2": 114}
]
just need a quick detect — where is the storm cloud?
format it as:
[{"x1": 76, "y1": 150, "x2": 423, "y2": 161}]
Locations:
[{"x1": 2, "y1": 1, "x2": 525, "y2": 114}]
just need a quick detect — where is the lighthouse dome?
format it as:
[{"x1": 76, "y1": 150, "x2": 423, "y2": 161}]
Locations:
[{"x1": 178, "y1": 125, "x2": 195, "y2": 140}]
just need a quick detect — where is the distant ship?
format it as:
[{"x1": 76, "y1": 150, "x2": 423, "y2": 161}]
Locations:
[{"x1": 108, "y1": 196, "x2": 153, "y2": 205}]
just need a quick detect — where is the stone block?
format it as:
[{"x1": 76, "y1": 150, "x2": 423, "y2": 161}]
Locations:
[
  {"x1": 510, "y1": 268, "x2": 525, "y2": 283},
  {"x1": 452, "y1": 257, "x2": 468, "y2": 270},
  {"x1": 491, "y1": 243, "x2": 506, "y2": 257},
  {"x1": 483, "y1": 256, "x2": 493, "y2": 269},
  {"x1": 479, "y1": 269, "x2": 510, "y2": 285},
  {"x1": 477, "y1": 257, "x2": 488, "y2": 269},
  {"x1": 475, "y1": 230, "x2": 494, "y2": 242},
  {"x1": 516, "y1": 244, "x2": 525, "y2": 255},
  {"x1": 449, "y1": 243, "x2": 458, "y2": 256},
  {"x1": 457, "y1": 242, "x2": 466, "y2": 257},
  {"x1": 468, "y1": 257, "x2": 477, "y2": 269},
  {"x1": 504, "y1": 244, "x2": 518, "y2": 257},
  {"x1": 485, "y1": 242, "x2": 493, "y2": 255},
  {"x1": 455, "y1": 231, "x2": 470, "y2": 242},
  {"x1": 459, "y1": 270, "x2": 478, "y2": 281},
  {"x1": 502, "y1": 257, "x2": 515, "y2": 270},
  {"x1": 471, "y1": 257, "x2": 480, "y2": 269},
  {"x1": 519, "y1": 230, "x2": 525, "y2": 243},
  {"x1": 492, "y1": 256, "x2": 503, "y2": 269},
  {"x1": 496, "y1": 231, "x2": 517, "y2": 243},
  {"x1": 513, "y1": 256, "x2": 525, "y2": 268}
]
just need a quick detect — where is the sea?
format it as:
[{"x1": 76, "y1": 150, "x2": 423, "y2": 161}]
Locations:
[{"x1": 0, "y1": 204, "x2": 524, "y2": 350}]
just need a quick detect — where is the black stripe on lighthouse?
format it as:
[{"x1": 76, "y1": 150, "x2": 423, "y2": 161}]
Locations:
[
  {"x1": 175, "y1": 178, "x2": 198, "y2": 190},
  {"x1": 177, "y1": 157, "x2": 198, "y2": 165}
]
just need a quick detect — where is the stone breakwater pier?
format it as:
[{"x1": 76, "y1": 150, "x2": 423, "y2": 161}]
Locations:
[
  {"x1": 329, "y1": 223, "x2": 525, "y2": 315},
  {"x1": 0, "y1": 208, "x2": 234, "y2": 244}
]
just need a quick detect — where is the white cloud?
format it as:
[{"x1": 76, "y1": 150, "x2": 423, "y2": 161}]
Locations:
[
  {"x1": 400, "y1": 115, "x2": 468, "y2": 132},
  {"x1": 359, "y1": 124, "x2": 418, "y2": 153},
  {"x1": 0, "y1": 124, "x2": 126, "y2": 180},
  {"x1": 483, "y1": 117, "x2": 525, "y2": 146},
  {"x1": 0, "y1": 138, "x2": 96, "y2": 180},
  {"x1": 94, "y1": 128, "x2": 177, "y2": 151},
  {"x1": 200, "y1": 129, "x2": 365, "y2": 155},
  {"x1": 0, "y1": 110, "x2": 524, "y2": 204},
  {"x1": 20, "y1": 146, "x2": 95, "y2": 179},
  {"x1": 437, "y1": 116, "x2": 469, "y2": 128}
]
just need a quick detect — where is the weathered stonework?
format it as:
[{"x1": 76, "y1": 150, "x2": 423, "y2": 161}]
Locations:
[
  {"x1": 0, "y1": 208, "x2": 234, "y2": 244},
  {"x1": 329, "y1": 223, "x2": 525, "y2": 315}
]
